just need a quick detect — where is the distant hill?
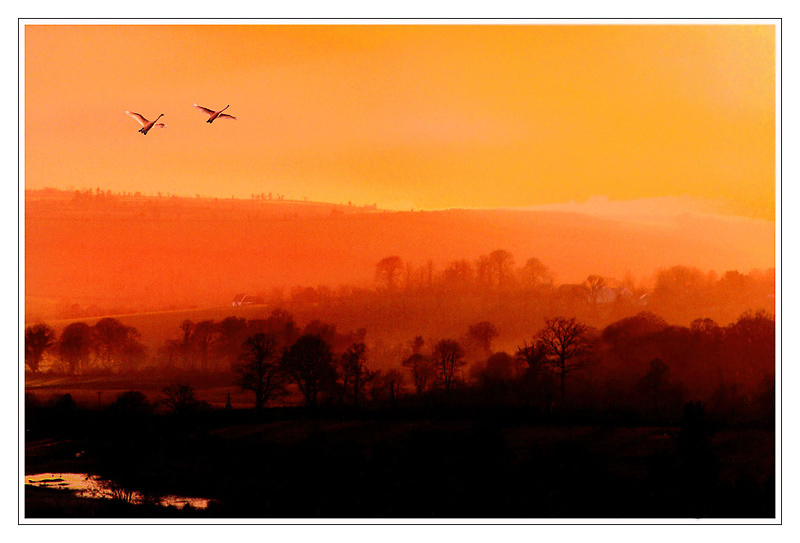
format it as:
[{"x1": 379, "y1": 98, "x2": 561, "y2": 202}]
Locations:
[{"x1": 25, "y1": 189, "x2": 774, "y2": 322}]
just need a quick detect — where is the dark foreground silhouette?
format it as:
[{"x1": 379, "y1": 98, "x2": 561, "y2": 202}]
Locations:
[{"x1": 25, "y1": 398, "x2": 774, "y2": 519}]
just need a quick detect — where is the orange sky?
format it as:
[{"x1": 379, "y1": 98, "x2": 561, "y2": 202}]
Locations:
[{"x1": 25, "y1": 24, "x2": 775, "y2": 218}]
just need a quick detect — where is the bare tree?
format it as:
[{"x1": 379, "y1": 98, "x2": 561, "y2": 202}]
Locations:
[
  {"x1": 281, "y1": 334, "x2": 337, "y2": 408},
  {"x1": 375, "y1": 256, "x2": 404, "y2": 291},
  {"x1": 584, "y1": 274, "x2": 607, "y2": 306},
  {"x1": 172, "y1": 319, "x2": 195, "y2": 369},
  {"x1": 192, "y1": 320, "x2": 219, "y2": 372},
  {"x1": 516, "y1": 339, "x2": 555, "y2": 410},
  {"x1": 161, "y1": 383, "x2": 199, "y2": 413},
  {"x1": 234, "y1": 333, "x2": 287, "y2": 411},
  {"x1": 25, "y1": 323, "x2": 55, "y2": 373},
  {"x1": 537, "y1": 317, "x2": 590, "y2": 404},
  {"x1": 402, "y1": 353, "x2": 436, "y2": 394},
  {"x1": 432, "y1": 339, "x2": 466, "y2": 391},
  {"x1": 384, "y1": 369, "x2": 404, "y2": 406},
  {"x1": 339, "y1": 342, "x2": 376, "y2": 408},
  {"x1": 372, "y1": 369, "x2": 405, "y2": 407}
]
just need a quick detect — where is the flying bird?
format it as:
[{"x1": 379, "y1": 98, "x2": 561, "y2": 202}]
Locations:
[
  {"x1": 125, "y1": 111, "x2": 166, "y2": 135},
  {"x1": 193, "y1": 103, "x2": 237, "y2": 123}
]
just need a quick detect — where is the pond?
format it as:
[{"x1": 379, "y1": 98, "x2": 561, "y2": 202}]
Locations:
[{"x1": 25, "y1": 473, "x2": 212, "y2": 510}]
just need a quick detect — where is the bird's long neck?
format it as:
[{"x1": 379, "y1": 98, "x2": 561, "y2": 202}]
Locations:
[
  {"x1": 221, "y1": 105, "x2": 229, "y2": 112},
  {"x1": 155, "y1": 114, "x2": 164, "y2": 121}
]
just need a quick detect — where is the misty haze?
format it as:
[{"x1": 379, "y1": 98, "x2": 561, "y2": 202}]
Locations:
[{"x1": 23, "y1": 23, "x2": 777, "y2": 521}]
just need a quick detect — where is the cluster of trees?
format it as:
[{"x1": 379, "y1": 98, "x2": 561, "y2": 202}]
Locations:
[
  {"x1": 226, "y1": 307, "x2": 773, "y2": 421},
  {"x1": 230, "y1": 315, "x2": 478, "y2": 410},
  {"x1": 465, "y1": 310, "x2": 775, "y2": 421},
  {"x1": 375, "y1": 250, "x2": 553, "y2": 293},
  {"x1": 69, "y1": 188, "x2": 145, "y2": 201},
  {"x1": 250, "y1": 192, "x2": 286, "y2": 201},
  {"x1": 25, "y1": 318, "x2": 145, "y2": 374},
  {"x1": 26, "y1": 305, "x2": 774, "y2": 422},
  {"x1": 276, "y1": 254, "x2": 773, "y2": 346}
]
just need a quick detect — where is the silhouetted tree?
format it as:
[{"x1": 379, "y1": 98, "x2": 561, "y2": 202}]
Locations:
[
  {"x1": 690, "y1": 317, "x2": 722, "y2": 337},
  {"x1": 537, "y1": 317, "x2": 590, "y2": 404},
  {"x1": 432, "y1": 339, "x2": 466, "y2": 391},
  {"x1": 281, "y1": 334, "x2": 337, "y2": 408},
  {"x1": 724, "y1": 310, "x2": 775, "y2": 383},
  {"x1": 215, "y1": 316, "x2": 249, "y2": 364},
  {"x1": 58, "y1": 322, "x2": 94, "y2": 374},
  {"x1": 638, "y1": 358, "x2": 670, "y2": 416},
  {"x1": 375, "y1": 256, "x2": 404, "y2": 291},
  {"x1": 402, "y1": 352, "x2": 436, "y2": 394},
  {"x1": 109, "y1": 390, "x2": 152, "y2": 414},
  {"x1": 161, "y1": 383, "x2": 199, "y2": 413},
  {"x1": 25, "y1": 323, "x2": 56, "y2": 373},
  {"x1": 372, "y1": 369, "x2": 404, "y2": 407},
  {"x1": 191, "y1": 320, "x2": 219, "y2": 372},
  {"x1": 234, "y1": 333, "x2": 287, "y2": 411},
  {"x1": 170, "y1": 319, "x2": 195, "y2": 369},
  {"x1": 263, "y1": 308, "x2": 301, "y2": 349},
  {"x1": 516, "y1": 339, "x2": 550, "y2": 377},
  {"x1": 467, "y1": 321, "x2": 499, "y2": 358},
  {"x1": 516, "y1": 339, "x2": 555, "y2": 410},
  {"x1": 121, "y1": 337, "x2": 147, "y2": 372},
  {"x1": 93, "y1": 318, "x2": 145, "y2": 372},
  {"x1": 521, "y1": 257, "x2": 551, "y2": 289},
  {"x1": 488, "y1": 249, "x2": 514, "y2": 288},
  {"x1": 302, "y1": 320, "x2": 352, "y2": 354},
  {"x1": 442, "y1": 259, "x2": 474, "y2": 291},
  {"x1": 584, "y1": 274, "x2": 607, "y2": 306},
  {"x1": 384, "y1": 369, "x2": 404, "y2": 406},
  {"x1": 338, "y1": 342, "x2": 375, "y2": 408},
  {"x1": 653, "y1": 265, "x2": 713, "y2": 314}
]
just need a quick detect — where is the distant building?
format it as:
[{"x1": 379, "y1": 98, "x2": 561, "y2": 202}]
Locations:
[
  {"x1": 232, "y1": 293, "x2": 264, "y2": 306},
  {"x1": 557, "y1": 283, "x2": 647, "y2": 306}
]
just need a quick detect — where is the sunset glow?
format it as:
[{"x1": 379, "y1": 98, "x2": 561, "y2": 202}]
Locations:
[
  {"x1": 23, "y1": 21, "x2": 778, "y2": 521},
  {"x1": 25, "y1": 24, "x2": 775, "y2": 218}
]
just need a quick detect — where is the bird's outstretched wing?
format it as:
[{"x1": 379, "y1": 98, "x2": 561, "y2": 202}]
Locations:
[
  {"x1": 153, "y1": 123, "x2": 167, "y2": 129},
  {"x1": 218, "y1": 114, "x2": 237, "y2": 121},
  {"x1": 125, "y1": 111, "x2": 147, "y2": 127},
  {"x1": 193, "y1": 103, "x2": 215, "y2": 116}
]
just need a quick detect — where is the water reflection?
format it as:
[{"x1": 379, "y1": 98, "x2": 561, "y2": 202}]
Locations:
[{"x1": 25, "y1": 473, "x2": 211, "y2": 510}]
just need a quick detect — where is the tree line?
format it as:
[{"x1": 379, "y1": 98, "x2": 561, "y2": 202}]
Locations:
[
  {"x1": 26, "y1": 306, "x2": 774, "y2": 422},
  {"x1": 25, "y1": 317, "x2": 145, "y2": 374}
]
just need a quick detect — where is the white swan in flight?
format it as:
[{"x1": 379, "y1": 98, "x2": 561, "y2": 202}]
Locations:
[
  {"x1": 125, "y1": 111, "x2": 166, "y2": 135},
  {"x1": 193, "y1": 104, "x2": 237, "y2": 123}
]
